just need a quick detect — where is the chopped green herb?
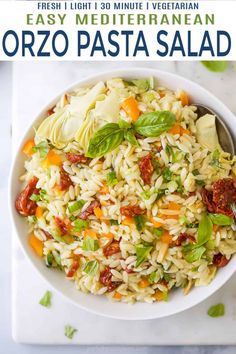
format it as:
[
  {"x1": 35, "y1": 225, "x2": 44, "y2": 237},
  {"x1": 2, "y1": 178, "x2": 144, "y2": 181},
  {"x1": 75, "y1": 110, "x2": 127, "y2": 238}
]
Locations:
[
  {"x1": 152, "y1": 158, "x2": 161, "y2": 174},
  {"x1": 135, "y1": 244, "x2": 153, "y2": 267},
  {"x1": 53, "y1": 251, "x2": 63, "y2": 270},
  {"x1": 196, "y1": 180, "x2": 205, "y2": 187},
  {"x1": 83, "y1": 260, "x2": 99, "y2": 276},
  {"x1": 211, "y1": 149, "x2": 221, "y2": 168},
  {"x1": 64, "y1": 325, "x2": 77, "y2": 339},
  {"x1": 149, "y1": 271, "x2": 157, "y2": 284},
  {"x1": 165, "y1": 145, "x2": 174, "y2": 159},
  {"x1": 30, "y1": 193, "x2": 40, "y2": 202},
  {"x1": 73, "y1": 219, "x2": 88, "y2": 233},
  {"x1": 69, "y1": 215, "x2": 76, "y2": 221},
  {"x1": 163, "y1": 273, "x2": 172, "y2": 282},
  {"x1": 110, "y1": 219, "x2": 119, "y2": 226},
  {"x1": 46, "y1": 253, "x2": 53, "y2": 267},
  {"x1": 153, "y1": 227, "x2": 164, "y2": 239},
  {"x1": 175, "y1": 175, "x2": 183, "y2": 193},
  {"x1": 68, "y1": 200, "x2": 86, "y2": 213},
  {"x1": 187, "y1": 222, "x2": 199, "y2": 229},
  {"x1": 82, "y1": 237, "x2": 99, "y2": 251},
  {"x1": 162, "y1": 167, "x2": 173, "y2": 182},
  {"x1": 207, "y1": 303, "x2": 225, "y2": 317},
  {"x1": 28, "y1": 215, "x2": 37, "y2": 223},
  {"x1": 167, "y1": 180, "x2": 178, "y2": 193},
  {"x1": 107, "y1": 171, "x2": 118, "y2": 187},
  {"x1": 182, "y1": 244, "x2": 206, "y2": 263},
  {"x1": 192, "y1": 169, "x2": 200, "y2": 176},
  {"x1": 141, "y1": 190, "x2": 151, "y2": 200},
  {"x1": 32, "y1": 141, "x2": 49, "y2": 159},
  {"x1": 209, "y1": 213, "x2": 234, "y2": 226},
  {"x1": 134, "y1": 215, "x2": 147, "y2": 231},
  {"x1": 39, "y1": 291, "x2": 52, "y2": 308},
  {"x1": 155, "y1": 189, "x2": 166, "y2": 200}
]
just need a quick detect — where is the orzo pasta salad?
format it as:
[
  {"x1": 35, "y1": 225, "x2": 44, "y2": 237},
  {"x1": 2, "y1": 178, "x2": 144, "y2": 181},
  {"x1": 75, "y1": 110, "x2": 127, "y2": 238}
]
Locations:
[{"x1": 15, "y1": 78, "x2": 236, "y2": 303}]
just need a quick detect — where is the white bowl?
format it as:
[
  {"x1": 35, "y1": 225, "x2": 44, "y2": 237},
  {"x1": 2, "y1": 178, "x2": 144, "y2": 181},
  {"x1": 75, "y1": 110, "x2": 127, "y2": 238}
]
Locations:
[{"x1": 9, "y1": 68, "x2": 236, "y2": 320}]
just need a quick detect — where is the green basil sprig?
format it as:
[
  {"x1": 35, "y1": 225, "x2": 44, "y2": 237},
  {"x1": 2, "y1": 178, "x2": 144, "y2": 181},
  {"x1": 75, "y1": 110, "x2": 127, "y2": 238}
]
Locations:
[
  {"x1": 86, "y1": 111, "x2": 176, "y2": 158},
  {"x1": 133, "y1": 111, "x2": 176, "y2": 137},
  {"x1": 207, "y1": 303, "x2": 225, "y2": 317}
]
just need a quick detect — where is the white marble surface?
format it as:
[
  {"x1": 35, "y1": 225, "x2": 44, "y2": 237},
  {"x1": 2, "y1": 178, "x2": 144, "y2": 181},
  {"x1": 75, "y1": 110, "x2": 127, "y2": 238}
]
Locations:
[{"x1": 1, "y1": 61, "x2": 236, "y2": 353}]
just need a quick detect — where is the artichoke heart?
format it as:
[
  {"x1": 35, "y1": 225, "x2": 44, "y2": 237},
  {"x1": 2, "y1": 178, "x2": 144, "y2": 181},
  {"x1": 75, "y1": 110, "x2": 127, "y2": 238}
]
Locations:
[{"x1": 196, "y1": 114, "x2": 222, "y2": 152}]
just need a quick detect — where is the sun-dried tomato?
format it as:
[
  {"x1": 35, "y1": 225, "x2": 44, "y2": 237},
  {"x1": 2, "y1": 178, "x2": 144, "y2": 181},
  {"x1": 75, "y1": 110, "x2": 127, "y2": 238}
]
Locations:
[
  {"x1": 125, "y1": 267, "x2": 134, "y2": 274},
  {"x1": 99, "y1": 267, "x2": 119, "y2": 292},
  {"x1": 201, "y1": 178, "x2": 236, "y2": 217},
  {"x1": 175, "y1": 232, "x2": 196, "y2": 246},
  {"x1": 103, "y1": 241, "x2": 120, "y2": 257},
  {"x1": 41, "y1": 229, "x2": 53, "y2": 239},
  {"x1": 212, "y1": 178, "x2": 236, "y2": 211},
  {"x1": 59, "y1": 167, "x2": 73, "y2": 191},
  {"x1": 66, "y1": 153, "x2": 90, "y2": 165},
  {"x1": 138, "y1": 153, "x2": 154, "y2": 185},
  {"x1": 67, "y1": 260, "x2": 80, "y2": 277},
  {"x1": 120, "y1": 205, "x2": 145, "y2": 217},
  {"x1": 213, "y1": 253, "x2": 230, "y2": 267},
  {"x1": 15, "y1": 176, "x2": 39, "y2": 216},
  {"x1": 55, "y1": 216, "x2": 71, "y2": 235},
  {"x1": 80, "y1": 200, "x2": 101, "y2": 220}
]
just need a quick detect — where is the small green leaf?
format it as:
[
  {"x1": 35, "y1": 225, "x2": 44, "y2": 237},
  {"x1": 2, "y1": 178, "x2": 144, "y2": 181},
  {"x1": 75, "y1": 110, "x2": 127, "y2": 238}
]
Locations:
[
  {"x1": 135, "y1": 244, "x2": 153, "y2": 267},
  {"x1": 83, "y1": 260, "x2": 99, "y2": 276},
  {"x1": 162, "y1": 167, "x2": 173, "y2": 182},
  {"x1": 209, "y1": 213, "x2": 234, "y2": 226},
  {"x1": 46, "y1": 253, "x2": 53, "y2": 267},
  {"x1": 87, "y1": 123, "x2": 124, "y2": 158},
  {"x1": 134, "y1": 215, "x2": 147, "y2": 231},
  {"x1": 152, "y1": 227, "x2": 164, "y2": 239},
  {"x1": 30, "y1": 193, "x2": 40, "y2": 202},
  {"x1": 163, "y1": 272, "x2": 172, "y2": 282},
  {"x1": 197, "y1": 214, "x2": 213, "y2": 246},
  {"x1": 124, "y1": 129, "x2": 140, "y2": 147},
  {"x1": 134, "y1": 111, "x2": 176, "y2": 137},
  {"x1": 73, "y1": 219, "x2": 88, "y2": 233},
  {"x1": 64, "y1": 325, "x2": 77, "y2": 339},
  {"x1": 32, "y1": 141, "x2": 49, "y2": 159},
  {"x1": 68, "y1": 200, "x2": 86, "y2": 213},
  {"x1": 211, "y1": 149, "x2": 221, "y2": 168},
  {"x1": 183, "y1": 244, "x2": 206, "y2": 263},
  {"x1": 207, "y1": 303, "x2": 225, "y2": 317},
  {"x1": 82, "y1": 237, "x2": 99, "y2": 251},
  {"x1": 155, "y1": 189, "x2": 166, "y2": 200},
  {"x1": 149, "y1": 271, "x2": 157, "y2": 283},
  {"x1": 107, "y1": 171, "x2": 118, "y2": 187},
  {"x1": 39, "y1": 291, "x2": 52, "y2": 308},
  {"x1": 201, "y1": 61, "x2": 228, "y2": 72}
]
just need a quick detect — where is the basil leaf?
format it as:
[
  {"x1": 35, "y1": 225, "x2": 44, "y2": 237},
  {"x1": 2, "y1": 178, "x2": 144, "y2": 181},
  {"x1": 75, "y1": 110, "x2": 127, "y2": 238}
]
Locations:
[
  {"x1": 64, "y1": 325, "x2": 77, "y2": 339},
  {"x1": 107, "y1": 171, "x2": 118, "y2": 187},
  {"x1": 134, "y1": 111, "x2": 176, "y2": 137},
  {"x1": 82, "y1": 237, "x2": 99, "y2": 251},
  {"x1": 118, "y1": 119, "x2": 131, "y2": 129},
  {"x1": 83, "y1": 260, "x2": 99, "y2": 276},
  {"x1": 134, "y1": 215, "x2": 147, "y2": 231},
  {"x1": 68, "y1": 200, "x2": 86, "y2": 213},
  {"x1": 39, "y1": 291, "x2": 52, "y2": 308},
  {"x1": 32, "y1": 141, "x2": 49, "y2": 159},
  {"x1": 135, "y1": 244, "x2": 153, "y2": 267},
  {"x1": 124, "y1": 129, "x2": 140, "y2": 147},
  {"x1": 87, "y1": 123, "x2": 124, "y2": 158},
  {"x1": 197, "y1": 214, "x2": 213, "y2": 246},
  {"x1": 201, "y1": 61, "x2": 228, "y2": 72},
  {"x1": 73, "y1": 219, "x2": 88, "y2": 233},
  {"x1": 207, "y1": 303, "x2": 225, "y2": 317},
  {"x1": 209, "y1": 213, "x2": 234, "y2": 226},
  {"x1": 183, "y1": 244, "x2": 206, "y2": 263}
]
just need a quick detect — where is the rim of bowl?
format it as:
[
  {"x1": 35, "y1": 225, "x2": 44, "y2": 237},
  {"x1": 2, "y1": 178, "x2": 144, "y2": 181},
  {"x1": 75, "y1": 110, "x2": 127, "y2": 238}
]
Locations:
[{"x1": 8, "y1": 67, "x2": 236, "y2": 320}]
